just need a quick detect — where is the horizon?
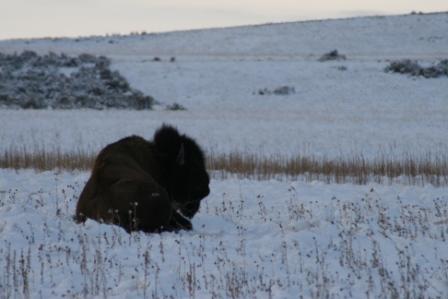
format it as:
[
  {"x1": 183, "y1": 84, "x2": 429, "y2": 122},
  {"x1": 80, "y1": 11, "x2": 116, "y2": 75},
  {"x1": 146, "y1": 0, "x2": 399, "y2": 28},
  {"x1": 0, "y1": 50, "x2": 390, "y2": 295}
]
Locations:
[{"x1": 1, "y1": 1, "x2": 447, "y2": 40}]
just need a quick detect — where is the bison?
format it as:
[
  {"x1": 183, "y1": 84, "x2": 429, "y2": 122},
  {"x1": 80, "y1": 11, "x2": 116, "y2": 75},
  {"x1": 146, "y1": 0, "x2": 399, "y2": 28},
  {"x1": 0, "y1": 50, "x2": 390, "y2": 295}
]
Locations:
[{"x1": 75, "y1": 125, "x2": 210, "y2": 233}]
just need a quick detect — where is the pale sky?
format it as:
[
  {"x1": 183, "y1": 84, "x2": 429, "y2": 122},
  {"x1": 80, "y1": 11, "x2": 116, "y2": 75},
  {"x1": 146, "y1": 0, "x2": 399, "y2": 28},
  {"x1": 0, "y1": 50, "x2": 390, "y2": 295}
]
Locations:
[{"x1": 0, "y1": 0, "x2": 446, "y2": 39}]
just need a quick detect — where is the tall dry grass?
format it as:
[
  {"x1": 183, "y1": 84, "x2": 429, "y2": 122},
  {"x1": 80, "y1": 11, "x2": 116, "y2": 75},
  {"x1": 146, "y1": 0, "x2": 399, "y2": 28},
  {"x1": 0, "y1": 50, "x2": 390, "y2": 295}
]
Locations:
[
  {"x1": 0, "y1": 149, "x2": 94, "y2": 171},
  {"x1": 1, "y1": 149, "x2": 447, "y2": 186},
  {"x1": 209, "y1": 152, "x2": 448, "y2": 185}
]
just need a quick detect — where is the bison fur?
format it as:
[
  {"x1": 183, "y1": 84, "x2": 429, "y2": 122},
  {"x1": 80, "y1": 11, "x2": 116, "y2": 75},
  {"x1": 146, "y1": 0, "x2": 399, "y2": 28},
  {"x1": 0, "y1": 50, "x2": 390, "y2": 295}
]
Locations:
[{"x1": 75, "y1": 125, "x2": 210, "y2": 233}]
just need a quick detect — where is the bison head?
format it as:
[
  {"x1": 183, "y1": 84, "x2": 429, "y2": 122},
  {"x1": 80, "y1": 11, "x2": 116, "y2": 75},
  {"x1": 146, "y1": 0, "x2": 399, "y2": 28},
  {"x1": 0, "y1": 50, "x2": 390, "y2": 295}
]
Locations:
[{"x1": 154, "y1": 125, "x2": 210, "y2": 218}]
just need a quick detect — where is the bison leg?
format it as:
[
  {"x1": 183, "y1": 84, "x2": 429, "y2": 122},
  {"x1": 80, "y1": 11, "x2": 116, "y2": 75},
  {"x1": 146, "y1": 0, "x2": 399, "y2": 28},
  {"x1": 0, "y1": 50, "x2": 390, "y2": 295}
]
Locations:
[
  {"x1": 167, "y1": 211, "x2": 193, "y2": 231},
  {"x1": 77, "y1": 178, "x2": 173, "y2": 233},
  {"x1": 75, "y1": 176, "x2": 96, "y2": 223},
  {"x1": 106, "y1": 179, "x2": 172, "y2": 233}
]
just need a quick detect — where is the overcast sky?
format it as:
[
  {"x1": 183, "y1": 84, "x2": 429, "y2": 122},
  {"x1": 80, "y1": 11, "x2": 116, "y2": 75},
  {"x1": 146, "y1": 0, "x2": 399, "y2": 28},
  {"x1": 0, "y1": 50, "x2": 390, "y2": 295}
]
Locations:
[{"x1": 0, "y1": 0, "x2": 446, "y2": 39}]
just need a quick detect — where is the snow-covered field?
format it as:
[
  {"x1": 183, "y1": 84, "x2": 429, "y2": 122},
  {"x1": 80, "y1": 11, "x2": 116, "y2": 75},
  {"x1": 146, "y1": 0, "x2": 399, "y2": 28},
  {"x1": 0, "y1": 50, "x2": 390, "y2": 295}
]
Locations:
[
  {"x1": 0, "y1": 13, "x2": 447, "y2": 159},
  {"x1": 1, "y1": 170, "x2": 447, "y2": 298},
  {"x1": 1, "y1": 13, "x2": 448, "y2": 298}
]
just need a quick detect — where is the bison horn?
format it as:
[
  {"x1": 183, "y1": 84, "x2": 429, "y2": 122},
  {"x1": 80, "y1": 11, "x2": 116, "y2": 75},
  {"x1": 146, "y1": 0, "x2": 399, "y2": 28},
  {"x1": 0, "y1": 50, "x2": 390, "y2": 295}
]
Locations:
[{"x1": 177, "y1": 143, "x2": 185, "y2": 165}]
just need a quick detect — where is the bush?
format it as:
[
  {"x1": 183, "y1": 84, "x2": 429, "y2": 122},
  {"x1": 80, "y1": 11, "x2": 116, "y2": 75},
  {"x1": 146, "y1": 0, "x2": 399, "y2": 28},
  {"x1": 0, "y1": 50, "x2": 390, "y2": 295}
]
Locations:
[
  {"x1": 0, "y1": 51, "x2": 155, "y2": 109},
  {"x1": 256, "y1": 86, "x2": 296, "y2": 96},
  {"x1": 385, "y1": 59, "x2": 448, "y2": 78},
  {"x1": 166, "y1": 103, "x2": 187, "y2": 111},
  {"x1": 318, "y1": 50, "x2": 346, "y2": 62}
]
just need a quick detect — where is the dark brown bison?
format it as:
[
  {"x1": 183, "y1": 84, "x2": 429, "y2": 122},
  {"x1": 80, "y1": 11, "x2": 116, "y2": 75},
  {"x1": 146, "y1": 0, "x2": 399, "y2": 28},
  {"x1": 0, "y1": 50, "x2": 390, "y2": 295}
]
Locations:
[{"x1": 75, "y1": 125, "x2": 210, "y2": 233}]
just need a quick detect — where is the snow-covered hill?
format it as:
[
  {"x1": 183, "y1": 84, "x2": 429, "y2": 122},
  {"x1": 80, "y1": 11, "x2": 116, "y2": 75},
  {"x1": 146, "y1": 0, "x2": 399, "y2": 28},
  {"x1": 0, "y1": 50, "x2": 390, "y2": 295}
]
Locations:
[
  {"x1": 1, "y1": 13, "x2": 447, "y2": 159},
  {"x1": 1, "y1": 12, "x2": 447, "y2": 58}
]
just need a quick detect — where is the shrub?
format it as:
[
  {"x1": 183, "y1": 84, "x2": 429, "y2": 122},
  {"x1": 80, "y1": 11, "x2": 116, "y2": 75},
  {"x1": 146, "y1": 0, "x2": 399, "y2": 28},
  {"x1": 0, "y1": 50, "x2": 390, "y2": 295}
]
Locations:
[
  {"x1": 166, "y1": 103, "x2": 187, "y2": 111},
  {"x1": 318, "y1": 50, "x2": 346, "y2": 62},
  {"x1": 0, "y1": 51, "x2": 155, "y2": 109},
  {"x1": 256, "y1": 86, "x2": 296, "y2": 96},
  {"x1": 385, "y1": 59, "x2": 448, "y2": 78}
]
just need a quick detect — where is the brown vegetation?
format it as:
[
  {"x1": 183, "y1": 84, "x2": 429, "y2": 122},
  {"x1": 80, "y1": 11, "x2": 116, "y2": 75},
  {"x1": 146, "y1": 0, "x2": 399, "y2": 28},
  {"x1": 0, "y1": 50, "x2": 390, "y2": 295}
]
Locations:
[
  {"x1": 1, "y1": 149, "x2": 447, "y2": 186},
  {"x1": 209, "y1": 152, "x2": 448, "y2": 185}
]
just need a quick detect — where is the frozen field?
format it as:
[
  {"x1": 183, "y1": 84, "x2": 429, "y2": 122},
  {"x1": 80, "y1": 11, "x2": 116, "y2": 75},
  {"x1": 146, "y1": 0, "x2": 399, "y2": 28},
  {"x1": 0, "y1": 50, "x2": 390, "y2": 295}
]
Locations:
[
  {"x1": 0, "y1": 13, "x2": 447, "y2": 159},
  {"x1": 0, "y1": 13, "x2": 448, "y2": 298},
  {"x1": 1, "y1": 170, "x2": 447, "y2": 298}
]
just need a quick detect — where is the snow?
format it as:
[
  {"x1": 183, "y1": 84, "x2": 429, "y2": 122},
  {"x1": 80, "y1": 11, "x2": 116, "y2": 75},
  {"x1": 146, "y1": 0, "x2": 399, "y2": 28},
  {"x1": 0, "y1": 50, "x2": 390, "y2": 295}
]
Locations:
[
  {"x1": 0, "y1": 13, "x2": 447, "y2": 298},
  {"x1": 0, "y1": 91, "x2": 446, "y2": 159},
  {"x1": 0, "y1": 169, "x2": 447, "y2": 298},
  {"x1": 1, "y1": 13, "x2": 447, "y2": 58},
  {"x1": 0, "y1": 14, "x2": 447, "y2": 159}
]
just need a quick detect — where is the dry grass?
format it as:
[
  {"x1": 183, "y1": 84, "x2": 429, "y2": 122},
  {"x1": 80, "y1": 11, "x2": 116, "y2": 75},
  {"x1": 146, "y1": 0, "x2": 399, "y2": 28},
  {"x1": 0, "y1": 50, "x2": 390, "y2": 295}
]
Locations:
[
  {"x1": 209, "y1": 152, "x2": 448, "y2": 185},
  {"x1": 1, "y1": 149, "x2": 94, "y2": 171},
  {"x1": 1, "y1": 149, "x2": 447, "y2": 186}
]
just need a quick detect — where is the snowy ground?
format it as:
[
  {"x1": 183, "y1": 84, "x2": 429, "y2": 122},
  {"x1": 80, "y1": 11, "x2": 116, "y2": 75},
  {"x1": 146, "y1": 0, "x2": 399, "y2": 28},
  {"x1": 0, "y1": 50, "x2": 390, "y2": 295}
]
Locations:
[
  {"x1": 0, "y1": 170, "x2": 447, "y2": 298},
  {"x1": 0, "y1": 13, "x2": 448, "y2": 298},
  {"x1": 0, "y1": 13, "x2": 447, "y2": 159}
]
